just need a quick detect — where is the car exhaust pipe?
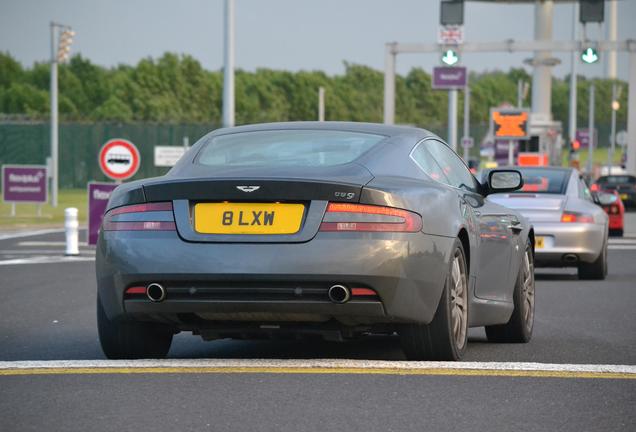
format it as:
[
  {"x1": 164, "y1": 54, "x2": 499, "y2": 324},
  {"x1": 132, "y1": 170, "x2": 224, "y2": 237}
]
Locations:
[
  {"x1": 328, "y1": 284, "x2": 351, "y2": 304},
  {"x1": 563, "y1": 254, "x2": 579, "y2": 263},
  {"x1": 146, "y1": 283, "x2": 166, "y2": 302}
]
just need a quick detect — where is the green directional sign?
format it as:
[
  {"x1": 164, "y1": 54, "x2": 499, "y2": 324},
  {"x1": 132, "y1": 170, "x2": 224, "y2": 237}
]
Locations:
[
  {"x1": 441, "y1": 49, "x2": 459, "y2": 66},
  {"x1": 581, "y1": 47, "x2": 599, "y2": 64}
]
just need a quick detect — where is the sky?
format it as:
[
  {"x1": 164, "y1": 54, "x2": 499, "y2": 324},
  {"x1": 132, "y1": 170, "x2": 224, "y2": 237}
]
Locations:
[{"x1": 1, "y1": 0, "x2": 635, "y2": 80}]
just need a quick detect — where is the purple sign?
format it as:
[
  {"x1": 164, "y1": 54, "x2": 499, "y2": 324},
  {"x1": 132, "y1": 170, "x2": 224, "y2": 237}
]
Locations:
[
  {"x1": 575, "y1": 128, "x2": 597, "y2": 149},
  {"x1": 432, "y1": 66, "x2": 467, "y2": 89},
  {"x1": 88, "y1": 182, "x2": 118, "y2": 245},
  {"x1": 2, "y1": 165, "x2": 47, "y2": 203}
]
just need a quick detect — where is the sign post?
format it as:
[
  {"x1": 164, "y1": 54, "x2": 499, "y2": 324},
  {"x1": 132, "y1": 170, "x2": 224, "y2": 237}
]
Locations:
[
  {"x1": 490, "y1": 108, "x2": 530, "y2": 166},
  {"x1": 87, "y1": 182, "x2": 117, "y2": 245},
  {"x1": 2, "y1": 165, "x2": 48, "y2": 217},
  {"x1": 98, "y1": 139, "x2": 141, "y2": 182}
]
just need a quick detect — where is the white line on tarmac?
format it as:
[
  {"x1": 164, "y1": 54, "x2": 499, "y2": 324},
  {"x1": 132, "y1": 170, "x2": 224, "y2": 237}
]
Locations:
[
  {"x1": 0, "y1": 229, "x2": 64, "y2": 241},
  {"x1": 0, "y1": 359, "x2": 634, "y2": 375},
  {"x1": 0, "y1": 256, "x2": 95, "y2": 266},
  {"x1": 608, "y1": 238, "x2": 636, "y2": 244},
  {"x1": 608, "y1": 245, "x2": 636, "y2": 250},
  {"x1": 17, "y1": 241, "x2": 67, "y2": 246}
]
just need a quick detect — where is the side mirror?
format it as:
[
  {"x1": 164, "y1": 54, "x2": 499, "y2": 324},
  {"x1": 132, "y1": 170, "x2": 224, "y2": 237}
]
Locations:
[
  {"x1": 485, "y1": 170, "x2": 524, "y2": 195},
  {"x1": 595, "y1": 191, "x2": 617, "y2": 206}
]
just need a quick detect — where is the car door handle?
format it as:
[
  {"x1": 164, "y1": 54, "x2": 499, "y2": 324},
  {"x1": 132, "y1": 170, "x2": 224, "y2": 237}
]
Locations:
[{"x1": 507, "y1": 223, "x2": 523, "y2": 232}]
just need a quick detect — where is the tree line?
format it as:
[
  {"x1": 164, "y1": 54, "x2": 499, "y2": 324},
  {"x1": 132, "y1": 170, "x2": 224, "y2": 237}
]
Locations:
[{"x1": 0, "y1": 51, "x2": 628, "y2": 129}]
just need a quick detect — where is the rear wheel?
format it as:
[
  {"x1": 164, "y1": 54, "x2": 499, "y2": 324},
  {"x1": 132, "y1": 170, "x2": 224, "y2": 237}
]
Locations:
[
  {"x1": 485, "y1": 239, "x2": 534, "y2": 343},
  {"x1": 400, "y1": 239, "x2": 468, "y2": 361},
  {"x1": 577, "y1": 240, "x2": 608, "y2": 280},
  {"x1": 97, "y1": 294, "x2": 174, "y2": 359}
]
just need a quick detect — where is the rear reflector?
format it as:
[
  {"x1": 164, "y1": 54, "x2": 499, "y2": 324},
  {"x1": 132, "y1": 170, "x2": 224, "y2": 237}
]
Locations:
[
  {"x1": 103, "y1": 202, "x2": 175, "y2": 231},
  {"x1": 351, "y1": 287, "x2": 378, "y2": 297},
  {"x1": 561, "y1": 211, "x2": 594, "y2": 223},
  {"x1": 319, "y1": 203, "x2": 422, "y2": 233},
  {"x1": 125, "y1": 286, "x2": 147, "y2": 295}
]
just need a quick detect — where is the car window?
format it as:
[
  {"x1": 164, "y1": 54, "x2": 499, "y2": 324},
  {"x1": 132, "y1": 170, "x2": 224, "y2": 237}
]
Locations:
[
  {"x1": 509, "y1": 168, "x2": 569, "y2": 194},
  {"x1": 410, "y1": 143, "x2": 450, "y2": 184},
  {"x1": 578, "y1": 178, "x2": 593, "y2": 202},
  {"x1": 196, "y1": 130, "x2": 386, "y2": 167},
  {"x1": 424, "y1": 140, "x2": 479, "y2": 193}
]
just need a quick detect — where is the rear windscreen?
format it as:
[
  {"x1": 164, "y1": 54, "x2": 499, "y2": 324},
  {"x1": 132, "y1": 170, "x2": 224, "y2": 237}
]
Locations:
[
  {"x1": 598, "y1": 176, "x2": 636, "y2": 185},
  {"x1": 196, "y1": 130, "x2": 385, "y2": 167},
  {"x1": 514, "y1": 168, "x2": 569, "y2": 194}
]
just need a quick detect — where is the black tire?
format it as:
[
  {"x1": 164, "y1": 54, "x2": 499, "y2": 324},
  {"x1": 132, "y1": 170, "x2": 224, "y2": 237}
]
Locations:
[
  {"x1": 577, "y1": 240, "x2": 608, "y2": 280},
  {"x1": 400, "y1": 239, "x2": 468, "y2": 361},
  {"x1": 485, "y1": 239, "x2": 534, "y2": 343},
  {"x1": 97, "y1": 294, "x2": 174, "y2": 359}
]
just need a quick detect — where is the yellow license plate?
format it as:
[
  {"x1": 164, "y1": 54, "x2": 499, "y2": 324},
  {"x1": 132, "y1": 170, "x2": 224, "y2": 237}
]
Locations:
[
  {"x1": 620, "y1": 194, "x2": 628, "y2": 201},
  {"x1": 535, "y1": 236, "x2": 545, "y2": 249},
  {"x1": 194, "y1": 202, "x2": 305, "y2": 235}
]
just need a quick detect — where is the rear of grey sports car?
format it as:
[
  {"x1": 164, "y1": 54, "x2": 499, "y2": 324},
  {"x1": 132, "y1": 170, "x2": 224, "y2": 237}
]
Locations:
[
  {"x1": 96, "y1": 125, "x2": 456, "y2": 358},
  {"x1": 97, "y1": 123, "x2": 533, "y2": 361}
]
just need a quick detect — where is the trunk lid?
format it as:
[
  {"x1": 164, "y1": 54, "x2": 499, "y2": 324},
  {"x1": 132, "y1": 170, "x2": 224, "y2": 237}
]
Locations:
[
  {"x1": 488, "y1": 193, "x2": 566, "y2": 223},
  {"x1": 143, "y1": 163, "x2": 374, "y2": 243}
]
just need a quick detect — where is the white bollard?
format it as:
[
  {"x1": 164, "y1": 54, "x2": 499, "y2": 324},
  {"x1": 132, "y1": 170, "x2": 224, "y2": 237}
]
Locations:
[{"x1": 64, "y1": 207, "x2": 79, "y2": 256}]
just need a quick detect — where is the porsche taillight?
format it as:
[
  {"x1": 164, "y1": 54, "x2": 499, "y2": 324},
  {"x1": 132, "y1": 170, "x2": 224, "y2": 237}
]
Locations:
[
  {"x1": 319, "y1": 203, "x2": 422, "y2": 232},
  {"x1": 103, "y1": 202, "x2": 176, "y2": 231},
  {"x1": 560, "y1": 211, "x2": 594, "y2": 224}
]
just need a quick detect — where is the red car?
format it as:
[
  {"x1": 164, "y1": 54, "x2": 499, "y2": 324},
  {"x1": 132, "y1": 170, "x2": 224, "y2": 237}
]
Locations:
[{"x1": 594, "y1": 189, "x2": 625, "y2": 237}]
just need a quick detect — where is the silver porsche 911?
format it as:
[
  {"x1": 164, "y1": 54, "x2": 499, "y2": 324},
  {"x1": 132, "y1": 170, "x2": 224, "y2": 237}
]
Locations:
[
  {"x1": 96, "y1": 122, "x2": 535, "y2": 361},
  {"x1": 485, "y1": 166, "x2": 608, "y2": 280}
]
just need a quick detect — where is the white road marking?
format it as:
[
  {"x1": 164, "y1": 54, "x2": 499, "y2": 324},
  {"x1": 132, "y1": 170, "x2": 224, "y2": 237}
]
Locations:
[
  {"x1": 608, "y1": 238, "x2": 636, "y2": 244},
  {"x1": 17, "y1": 241, "x2": 67, "y2": 246},
  {"x1": 0, "y1": 256, "x2": 95, "y2": 266},
  {"x1": 0, "y1": 249, "x2": 95, "y2": 255},
  {"x1": 608, "y1": 245, "x2": 636, "y2": 250},
  {"x1": 0, "y1": 359, "x2": 634, "y2": 375},
  {"x1": 0, "y1": 229, "x2": 64, "y2": 241}
]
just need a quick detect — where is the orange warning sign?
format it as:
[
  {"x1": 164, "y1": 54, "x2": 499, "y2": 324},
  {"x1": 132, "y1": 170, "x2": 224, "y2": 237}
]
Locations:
[{"x1": 491, "y1": 109, "x2": 530, "y2": 139}]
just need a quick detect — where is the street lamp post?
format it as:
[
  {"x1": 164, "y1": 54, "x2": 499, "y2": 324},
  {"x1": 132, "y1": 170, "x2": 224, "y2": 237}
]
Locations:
[{"x1": 49, "y1": 22, "x2": 74, "y2": 208}]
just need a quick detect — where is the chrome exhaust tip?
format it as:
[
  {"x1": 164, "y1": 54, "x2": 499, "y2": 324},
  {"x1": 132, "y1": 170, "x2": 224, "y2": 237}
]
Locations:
[
  {"x1": 563, "y1": 254, "x2": 579, "y2": 263},
  {"x1": 328, "y1": 284, "x2": 351, "y2": 304},
  {"x1": 147, "y1": 283, "x2": 166, "y2": 302}
]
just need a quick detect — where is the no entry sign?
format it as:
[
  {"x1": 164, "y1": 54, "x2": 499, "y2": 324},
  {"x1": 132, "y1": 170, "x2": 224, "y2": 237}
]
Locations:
[
  {"x1": 99, "y1": 139, "x2": 140, "y2": 181},
  {"x1": 2, "y1": 165, "x2": 47, "y2": 203}
]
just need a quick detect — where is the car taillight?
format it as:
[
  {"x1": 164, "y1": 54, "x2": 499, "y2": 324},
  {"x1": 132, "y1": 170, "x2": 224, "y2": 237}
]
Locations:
[
  {"x1": 590, "y1": 184, "x2": 599, "y2": 192},
  {"x1": 103, "y1": 202, "x2": 176, "y2": 231},
  {"x1": 319, "y1": 203, "x2": 422, "y2": 232},
  {"x1": 561, "y1": 211, "x2": 594, "y2": 224}
]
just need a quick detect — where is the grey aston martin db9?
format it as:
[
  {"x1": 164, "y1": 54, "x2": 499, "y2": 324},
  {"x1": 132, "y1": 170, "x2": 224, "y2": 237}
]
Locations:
[{"x1": 96, "y1": 122, "x2": 535, "y2": 361}]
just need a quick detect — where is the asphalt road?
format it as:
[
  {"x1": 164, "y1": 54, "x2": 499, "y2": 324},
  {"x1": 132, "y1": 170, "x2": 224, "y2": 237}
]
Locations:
[{"x1": 1, "y1": 220, "x2": 635, "y2": 431}]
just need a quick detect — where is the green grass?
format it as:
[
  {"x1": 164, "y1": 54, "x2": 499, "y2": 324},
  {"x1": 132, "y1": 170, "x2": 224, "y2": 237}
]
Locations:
[
  {"x1": 561, "y1": 147, "x2": 624, "y2": 168},
  {"x1": 0, "y1": 189, "x2": 87, "y2": 229}
]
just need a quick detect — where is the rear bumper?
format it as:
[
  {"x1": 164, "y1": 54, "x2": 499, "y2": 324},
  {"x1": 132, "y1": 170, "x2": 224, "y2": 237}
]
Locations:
[
  {"x1": 96, "y1": 230, "x2": 454, "y2": 326},
  {"x1": 533, "y1": 222, "x2": 606, "y2": 266},
  {"x1": 608, "y1": 214, "x2": 623, "y2": 230}
]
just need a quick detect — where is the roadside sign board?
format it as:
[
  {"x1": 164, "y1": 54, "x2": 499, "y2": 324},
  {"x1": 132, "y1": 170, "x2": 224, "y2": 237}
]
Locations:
[
  {"x1": 438, "y1": 25, "x2": 464, "y2": 45},
  {"x1": 154, "y1": 146, "x2": 186, "y2": 167},
  {"x1": 616, "y1": 130, "x2": 628, "y2": 147},
  {"x1": 575, "y1": 128, "x2": 597, "y2": 149},
  {"x1": 99, "y1": 139, "x2": 140, "y2": 181},
  {"x1": 2, "y1": 165, "x2": 47, "y2": 203},
  {"x1": 461, "y1": 137, "x2": 474, "y2": 149},
  {"x1": 432, "y1": 66, "x2": 467, "y2": 90},
  {"x1": 490, "y1": 108, "x2": 530, "y2": 140},
  {"x1": 87, "y1": 182, "x2": 118, "y2": 245}
]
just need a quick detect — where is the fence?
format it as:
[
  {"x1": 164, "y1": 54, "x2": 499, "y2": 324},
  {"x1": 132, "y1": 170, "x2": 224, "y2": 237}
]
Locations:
[
  {"x1": 0, "y1": 121, "x2": 624, "y2": 190},
  {"x1": 0, "y1": 122, "x2": 216, "y2": 189}
]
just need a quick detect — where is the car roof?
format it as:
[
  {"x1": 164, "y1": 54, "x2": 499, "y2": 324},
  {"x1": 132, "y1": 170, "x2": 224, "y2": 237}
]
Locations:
[{"x1": 209, "y1": 121, "x2": 436, "y2": 140}]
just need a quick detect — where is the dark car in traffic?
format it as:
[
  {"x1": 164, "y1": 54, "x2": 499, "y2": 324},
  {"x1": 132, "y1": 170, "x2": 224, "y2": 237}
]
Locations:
[
  {"x1": 594, "y1": 175, "x2": 636, "y2": 209},
  {"x1": 96, "y1": 122, "x2": 535, "y2": 361}
]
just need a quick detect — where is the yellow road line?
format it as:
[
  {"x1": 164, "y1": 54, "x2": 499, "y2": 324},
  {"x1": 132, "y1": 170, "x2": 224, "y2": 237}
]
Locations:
[{"x1": 1, "y1": 367, "x2": 634, "y2": 380}]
